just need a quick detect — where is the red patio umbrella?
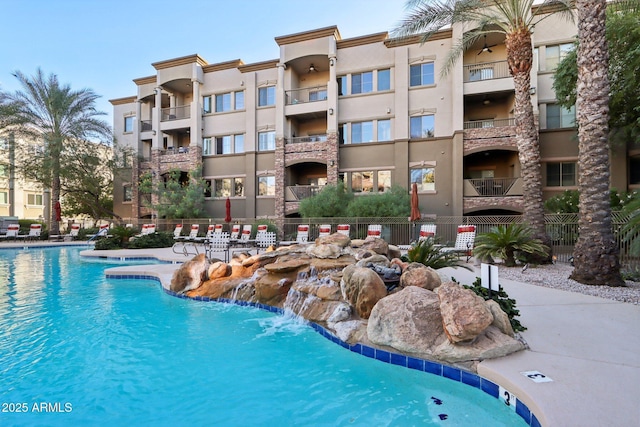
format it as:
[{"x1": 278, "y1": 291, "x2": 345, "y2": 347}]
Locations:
[
  {"x1": 410, "y1": 182, "x2": 420, "y2": 222},
  {"x1": 225, "y1": 197, "x2": 232, "y2": 223},
  {"x1": 53, "y1": 201, "x2": 62, "y2": 222}
]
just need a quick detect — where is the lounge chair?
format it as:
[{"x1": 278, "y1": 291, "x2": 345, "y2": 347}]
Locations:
[
  {"x1": 440, "y1": 225, "x2": 476, "y2": 262},
  {"x1": 65, "y1": 223, "x2": 81, "y2": 241},
  {"x1": 418, "y1": 224, "x2": 437, "y2": 241},
  {"x1": 0, "y1": 224, "x2": 20, "y2": 240},
  {"x1": 173, "y1": 224, "x2": 184, "y2": 239},
  {"x1": 279, "y1": 224, "x2": 310, "y2": 246},
  {"x1": 336, "y1": 224, "x2": 350, "y2": 237},
  {"x1": 367, "y1": 224, "x2": 382, "y2": 238},
  {"x1": 18, "y1": 224, "x2": 42, "y2": 241},
  {"x1": 318, "y1": 224, "x2": 331, "y2": 237},
  {"x1": 230, "y1": 224, "x2": 241, "y2": 240},
  {"x1": 205, "y1": 231, "x2": 231, "y2": 262},
  {"x1": 256, "y1": 231, "x2": 277, "y2": 252}
]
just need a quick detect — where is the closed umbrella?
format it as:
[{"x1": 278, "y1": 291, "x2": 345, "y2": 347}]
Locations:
[
  {"x1": 409, "y1": 182, "x2": 420, "y2": 242},
  {"x1": 53, "y1": 201, "x2": 62, "y2": 222},
  {"x1": 225, "y1": 197, "x2": 232, "y2": 223}
]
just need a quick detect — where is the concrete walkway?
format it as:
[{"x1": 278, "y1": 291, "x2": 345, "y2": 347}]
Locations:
[{"x1": 3, "y1": 241, "x2": 639, "y2": 426}]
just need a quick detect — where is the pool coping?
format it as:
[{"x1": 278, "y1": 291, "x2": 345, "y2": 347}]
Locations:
[{"x1": 104, "y1": 268, "x2": 540, "y2": 426}]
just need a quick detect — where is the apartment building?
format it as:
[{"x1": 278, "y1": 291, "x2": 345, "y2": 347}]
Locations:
[
  {"x1": 110, "y1": 13, "x2": 639, "y2": 222},
  {"x1": 0, "y1": 135, "x2": 47, "y2": 221}
]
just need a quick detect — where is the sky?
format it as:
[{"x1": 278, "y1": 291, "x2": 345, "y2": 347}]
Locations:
[{"x1": 0, "y1": 0, "x2": 409, "y2": 126}]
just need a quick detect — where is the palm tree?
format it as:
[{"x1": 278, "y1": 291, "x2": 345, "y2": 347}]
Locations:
[
  {"x1": 473, "y1": 223, "x2": 549, "y2": 267},
  {"x1": 569, "y1": 1, "x2": 625, "y2": 286},
  {"x1": 394, "y1": 0, "x2": 574, "y2": 256},
  {"x1": 4, "y1": 69, "x2": 111, "y2": 235}
]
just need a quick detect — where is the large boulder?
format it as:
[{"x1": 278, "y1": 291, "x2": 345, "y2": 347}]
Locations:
[
  {"x1": 170, "y1": 253, "x2": 209, "y2": 294},
  {"x1": 359, "y1": 237, "x2": 389, "y2": 256},
  {"x1": 436, "y1": 281, "x2": 493, "y2": 343},
  {"x1": 315, "y1": 232, "x2": 351, "y2": 248},
  {"x1": 340, "y1": 265, "x2": 387, "y2": 319},
  {"x1": 432, "y1": 326, "x2": 525, "y2": 362},
  {"x1": 306, "y1": 243, "x2": 343, "y2": 259},
  {"x1": 399, "y1": 262, "x2": 442, "y2": 290},
  {"x1": 485, "y1": 300, "x2": 515, "y2": 337},
  {"x1": 367, "y1": 286, "x2": 446, "y2": 353}
]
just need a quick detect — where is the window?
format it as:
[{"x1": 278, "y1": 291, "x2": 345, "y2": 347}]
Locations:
[
  {"x1": 206, "y1": 178, "x2": 244, "y2": 198},
  {"x1": 547, "y1": 104, "x2": 575, "y2": 129},
  {"x1": 216, "y1": 93, "x2": 231, "y2": 112},
  {"x1": 545, "y1": 43, "x2": 573, "y2": 70},
  {"x1": 258, "y1": 176, "x2": 275, "y2": 196},
  {"x1": 337, "y1": 76, "x2": 347, "y2": 96},
  {"x1": 547, "y1": 162, "x2": 576, "y2": 187},
  {"x1": 309, "y1": 89, "x2": 327, "y2": 101},
  {"x1": 235, "y1": 91, "x2": 244, "y2": 110},
  {"x1": 410, "y1": 63, "x2": 435, "y2": 86},
  {"x1": 377, "y1": 170, "x2": 391, "y2": 192},
  {"x1": 469, "y1": 67, "x2": 494, "y2": 81},
  {"x1": 258, "y1": 86, "x2": 275, "y2": 106},
  {"x1": 258, "y1": 131, "x2": 275, "y2": 151},
  {"x1": 203, "y1": 138, "x2": 213, "y2": 155},
  {"x1": 378, "y1": 69, "x2": 390, "y2": 91},
  {"x1": 411, "y1": 168, "x2": 435, "y2": 192},
  {"x1": 630, "y1": 156, "x2": 640, "y2": 185},
  {"x1": 410, "y1": 115, "x2": 435, "y2": 138},
  {"x1": 351, "y1": 171, "x2": 374, "y2": 193},
  {"x1": 234, "y1": 134, "x2": 244, "y2": 153},
  {"x1": 0, "y1": 191, "x2": 7, "y2": 204},
  {"x1": 377, "y1": 119, "x2": 391, "y2": 142},
  {"x1": 27, "y1": 193, "x2": 43, "y2": 206},
  {"x1": 203, "y1": 96, "x2": 212, "y2": 113},
  {"x1": 338, "y1": 124, "x2": 347, "y2": 145},
  {"x1": 123, "y1": 185, "x2": 132, "y2": 202},
  {"x1": 351, "y1": 121, "x2": 373, "y2": 143},
  {"x1": 124, "y1": 116, "x2": 134, "y2": 133},
  {"x1": 216, "y1": 136, "x2": 232, "y2": 154},
  {"x1": 351, "y1": 71, "x2": 373, "y2": 94}
]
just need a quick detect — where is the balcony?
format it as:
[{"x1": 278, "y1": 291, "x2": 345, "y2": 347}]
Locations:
[
  {"x1": 285, "y1": 185, "x2": 325, "y2": 202},
  {"x1": 161, "y1": 105, "x2": 190, "y2": 121},
  {"x1": 286, "y1": 134, "x2": 328, "y2": 144},
  {"x1": 463, "y1": 61, "x2": 513, "y2": 95},
  {"x1": 285, "y1": 86, "x2": 328, "y2": 105},
  {"x1": 463, "y1": 118, "x2": 515, "y2": 129},
  {"x1": 464, "y1": 177, "x2": 522, "y2": 197},
  {"x1": 140, "y1": 120, "x2": 153, "y2": 131}
]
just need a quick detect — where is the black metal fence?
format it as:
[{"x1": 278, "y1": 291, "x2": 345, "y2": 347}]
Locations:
[{"x1": 91, "y1": 213, "x2": 638, "y2": 269}]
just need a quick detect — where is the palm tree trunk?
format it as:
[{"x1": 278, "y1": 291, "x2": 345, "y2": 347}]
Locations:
[
  {"x1": 570, "y1": 0, "x2": 624, "y2": 286},
  {"x1": 506, "y1": 29, "x2": 551, "y2": 259}
]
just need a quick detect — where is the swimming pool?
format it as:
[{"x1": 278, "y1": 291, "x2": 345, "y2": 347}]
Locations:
[{"x1": 0, "y1": 247, "x2": 528, "y2": 426}]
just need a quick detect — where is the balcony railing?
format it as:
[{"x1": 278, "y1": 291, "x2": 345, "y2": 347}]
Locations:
[
  {"x1": 161, "y1": 146, "x2": 190, "y2": 155},
  {"x1": 463, "y1": 118, "x2": 515, "y2": 129},
  {"x1": 465, "y1": 177, "x2": 520, "y2": 197},
  {"x1": 140, "y1": 120, "x2": 152, "y2": 131},
  {"x1": 161, "y1": 104, "x2": 190, "y2": 121},
  {"x1": 463, "y1": 61, "x2": 510, "y2": 82},
  {"x1": 286, "y1": 134, "x2": 328, "y2": 144},
  {"x1": 285, "y1": 86, "x2": 328, "y2": 105},
  {"x1": 286, "y1": 185, "x2": 325, "y2": 201}
]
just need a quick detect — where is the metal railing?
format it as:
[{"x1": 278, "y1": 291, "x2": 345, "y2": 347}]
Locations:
[
  {"x1": 285, "y1": 86, "x2": 328, "y2": 105},
  {"x1": 98, "y1": 213, "x2": 638, "y2": 269},
  {"x1": 463, "y1": 61, "x2": 510, "y2": 82},
  {"x1": 161, "y1": 104, "x2": 190, "y2": 121},
  {"x1": 466, "y1": 177, "x2": 519, "y2": 197},
  {"x1": 140, "y1": 120, "x2": 152, "y2": 131},
  {"x1": 463, "y1": 118, "x2": 515, "y2": 129},
  {"x1": 286, "y1": 134, "x2": 328, "y2": 144},
  {"x1": 286, "y1": 185, "x2": 325, "y2": 201},
  {"x1": 161, "y1": 146, "x2": 190, "y2": 155}
]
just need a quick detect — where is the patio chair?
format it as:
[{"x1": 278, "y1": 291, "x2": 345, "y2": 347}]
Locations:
[
  {"x1": 318, "y1": 224, "x2": 331, "y2": 237},
  {"x1": 240, "y1": 224, "x2": 253, "y2": 241},
  {"x1": 173, "y1": 224, "x2": 184, "y2": 240},
  {"x1": 0, "y1": 224, "x2": 20, "y2": 240},
  {"x1": 256, "y1": 231, "x2": 277, "y2": 252},
  {"x1": 367, "y1": 224, "x2": 382, "y2": 238},
  {"x1": 440, "y1": 225, "x2": 476, "y2": 262},
  {"x1": 213, "y1": 224, "x2": 223, "y2": 233},
  {"x1": 336, "y1": 224, "x2": 350, "y2": 237},
  {"x1": 418, "y1": 224, "x2": 437, "y2": 241},
  {"x1": 18, "y1": 224, "x2": 42, "y2": 241},
  {"x1": 279, "y1": 224, "x2": 310, "y2": 246},
  {"x1": 230, "y1": 224, "x2": 241, "y2": 240},
  {"x1": 185, "y1": 224, "x2": 199, "y2": 240},
  {"x1": 205, "y1": 232, "x2": 231, "y2": 262},
  {"x1": 65, "y1": 223, "x2": 81, "y2": 241}
]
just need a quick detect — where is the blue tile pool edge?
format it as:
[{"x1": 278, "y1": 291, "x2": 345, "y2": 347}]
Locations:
[{"x1": 106, "y1": 272, "x2": 540, "y2": 427}]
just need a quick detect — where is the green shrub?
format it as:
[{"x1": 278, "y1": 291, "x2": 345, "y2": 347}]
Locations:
[
  {"x1": 94, "y1": 237, "x2": 123, "y2": 250},
  {"x1": 109, "y1": 225, "x2": 140, "y2": 246},
  {"x1": 402, "y1": 238, "x2": 471, "y2": 270},
  {"x1": 252, "y1": 219, "x2": 278, "y2": 235},
  {"x1": 459, "y1": 277, "x2": 526, "y2": 333},
  {"x1": 128, "y1": 231, "x2": 174, "y2": 249},
  {"x1": 299, "y1": 181, "x2": 353, "y2": 218},
  {"x1": 473, "y1": 223, "x2": 549, "y2": 267},
  {"x1": 345, "y1": 185, "x2": 411, "y2": 218}
]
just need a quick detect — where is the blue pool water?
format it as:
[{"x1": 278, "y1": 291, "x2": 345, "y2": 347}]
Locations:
[{"x1": 0, "y1": 247, "x2": 527, "y2": 426}]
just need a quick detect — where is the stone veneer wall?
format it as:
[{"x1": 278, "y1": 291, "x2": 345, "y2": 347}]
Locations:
[
  {"x1": 463, "y1": 196, "x2": 524, "y2": 212},
  {"x1": 463, "y1": 126, "x2": 517, "y2": 155}
]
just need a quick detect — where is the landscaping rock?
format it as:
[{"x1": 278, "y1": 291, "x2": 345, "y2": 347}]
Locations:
[{"x1": 436, "y1": 281, "x2": 493, "y2": 343}]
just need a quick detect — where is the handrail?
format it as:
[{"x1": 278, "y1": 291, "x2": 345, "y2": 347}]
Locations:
[
  {"x1": 465, "y1": 177, "x2": 519, "y2": 196},
  {"x1": 463, "y1": 118, "x2": 515, "y2": 129},
  {"x1": 286, "y1": 185, "x2": 325, "y2": 201},
  {"x1": 285, "y1": 86, "x2": 328, "y2": 105},
  {"x1": 286, "y1": 134, "x2": 328, "y2": 144},
  {"x1": 161, "y1": 104, "x2": 190, "y2": 121},
  {"x1": 463, "y1": 61, "x2": 510, "y2": 82}
]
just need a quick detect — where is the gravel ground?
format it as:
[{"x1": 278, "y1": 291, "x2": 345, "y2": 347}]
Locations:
[{"x1": 496, "y1": 262, "x2": 640, "y2": 305}]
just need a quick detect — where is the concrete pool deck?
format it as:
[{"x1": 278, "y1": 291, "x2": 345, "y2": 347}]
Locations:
[{"x1": 2, "y1": 241, "x2": 639, "y2": 426}]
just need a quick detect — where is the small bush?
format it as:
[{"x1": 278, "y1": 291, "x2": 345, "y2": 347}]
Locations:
[
  {"x1": 94, "y1": 237, "x2": 123, "y2": 250},
  {"x1": 473, "y1": 223, "x2": 549, "y2": 267},
  {"x1": 459, "y1": 277, "x2": 526, "y2": 332},
  {"x1": 402, "y1": 238, "x2": 471, "y2": 270},
  {"x1": 128, "y1": 231, "x2": 174, "y2": 249}
]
